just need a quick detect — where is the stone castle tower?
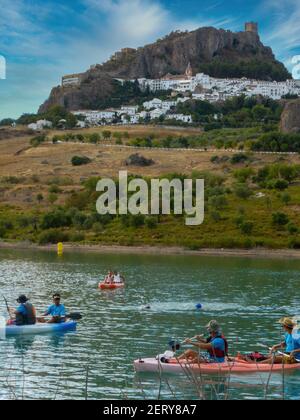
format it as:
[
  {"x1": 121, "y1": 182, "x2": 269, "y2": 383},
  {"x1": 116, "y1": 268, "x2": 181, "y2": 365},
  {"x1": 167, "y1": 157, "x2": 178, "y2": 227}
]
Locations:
[{"x1": 245, "y1": 22, "x2": 258, "y2": 34}]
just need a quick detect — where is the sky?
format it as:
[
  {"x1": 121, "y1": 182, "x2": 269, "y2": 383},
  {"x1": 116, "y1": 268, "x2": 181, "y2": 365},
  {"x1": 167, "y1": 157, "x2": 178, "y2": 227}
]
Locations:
[{"x1": 0, "y1": 0, "x2": 300, "y2": 119}]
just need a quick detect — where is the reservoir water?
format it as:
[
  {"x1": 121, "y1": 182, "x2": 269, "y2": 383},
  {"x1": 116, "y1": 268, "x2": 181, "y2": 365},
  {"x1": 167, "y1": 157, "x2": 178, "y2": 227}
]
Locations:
[{"x1": 0, "y1": 249, "x2": 299, "y2": 400}]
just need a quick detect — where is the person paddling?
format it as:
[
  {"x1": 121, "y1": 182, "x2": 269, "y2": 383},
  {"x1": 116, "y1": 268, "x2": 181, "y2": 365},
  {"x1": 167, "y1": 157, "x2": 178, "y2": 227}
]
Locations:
[
  {"x1": 8, "y1": 295, "x2": 37, "y2": 326},
  {"x1": 41, "y1": 294, "x2": 66, "y2": 324},
  {"x1": 104, "y1": 271, "x2": 114, "y2": 284},
  {"x1": 262, "y1": 318, "x2": 300, "y2": 364},
  {"x1": 178, "y1": 320, "x2": 228, "y2": 364}
]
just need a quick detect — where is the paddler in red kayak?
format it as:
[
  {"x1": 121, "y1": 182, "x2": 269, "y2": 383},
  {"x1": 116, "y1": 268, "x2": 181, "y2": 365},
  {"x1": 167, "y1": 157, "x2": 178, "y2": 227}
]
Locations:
[
  {"x1": 104, "y1": 271, "x2": 114, "y2": 284},
  {"x1": 178, "y1": 320, "x2": 228, "y2": 364},
  {"x1": 260, "y1": 318, "x2": 300, "y2": 364}
]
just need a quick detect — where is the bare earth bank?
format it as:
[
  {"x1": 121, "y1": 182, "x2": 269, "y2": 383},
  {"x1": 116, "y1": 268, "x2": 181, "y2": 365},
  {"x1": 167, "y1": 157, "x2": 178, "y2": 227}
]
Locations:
[{"x1": 0, "y1": 241, "x2": 300, "y2": 260}]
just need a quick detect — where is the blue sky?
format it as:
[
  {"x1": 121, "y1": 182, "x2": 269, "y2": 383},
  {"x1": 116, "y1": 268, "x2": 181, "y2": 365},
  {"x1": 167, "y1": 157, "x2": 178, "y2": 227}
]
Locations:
[{"x1": 0, "y1": 0, "x2": 300, "y2": 119}]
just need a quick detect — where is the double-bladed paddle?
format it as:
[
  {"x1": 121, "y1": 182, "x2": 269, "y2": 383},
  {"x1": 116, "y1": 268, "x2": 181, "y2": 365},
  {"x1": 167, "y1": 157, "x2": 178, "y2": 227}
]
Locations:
[
  {"x1": 2, "y1": 295, "x2": 12, "y2": 319},
  {"x1": 38, "y1": 312, "x2": 82, "y2": 321}
]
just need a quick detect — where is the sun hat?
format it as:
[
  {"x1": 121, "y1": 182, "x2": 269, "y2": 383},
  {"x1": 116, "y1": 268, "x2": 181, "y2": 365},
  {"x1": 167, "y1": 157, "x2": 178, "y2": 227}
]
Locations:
[
  {"x1": 17, "y1": 295, "x2": 29, "y2": 304},
  {"x1": 206, "y1": 320, "x2": 221, "y2": 333},
  {"x1": 279, "y1": 317, "x2": 296, "y2": 329}
]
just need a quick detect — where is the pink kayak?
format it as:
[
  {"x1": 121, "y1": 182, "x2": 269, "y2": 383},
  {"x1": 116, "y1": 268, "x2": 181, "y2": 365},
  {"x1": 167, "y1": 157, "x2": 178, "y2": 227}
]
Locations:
[{"x1": 134, "y1": 358, "x2": 300, "y2": 375}]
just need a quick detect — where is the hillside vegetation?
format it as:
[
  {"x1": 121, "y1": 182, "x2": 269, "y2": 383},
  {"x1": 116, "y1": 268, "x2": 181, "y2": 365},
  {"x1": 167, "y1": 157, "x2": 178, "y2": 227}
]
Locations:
[{"x1": 1, "y1": 126, "x2": 300, "y2": 250}]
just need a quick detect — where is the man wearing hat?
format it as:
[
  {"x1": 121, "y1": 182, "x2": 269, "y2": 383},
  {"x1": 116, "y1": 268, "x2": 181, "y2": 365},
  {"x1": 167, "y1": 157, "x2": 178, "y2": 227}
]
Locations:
[
  {"x1": 178, "y1": 320, "x2": 228, "y2": 364},
  {"x1": 264, "y1": 317, "x2": 300, "y2": 364},
  {"x1": 9, "y1": 295, "x2": 37, "y2": 326},
  {"x1": 40, "y1": 293, "x2": 66, "y2": 324}
]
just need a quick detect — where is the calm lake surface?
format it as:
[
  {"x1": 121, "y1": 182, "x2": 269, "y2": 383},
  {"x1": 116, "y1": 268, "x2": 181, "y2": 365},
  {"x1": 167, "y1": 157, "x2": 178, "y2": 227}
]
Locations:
[{"x1": 0, "y1": 248, "x2": 299, "y2": 400}]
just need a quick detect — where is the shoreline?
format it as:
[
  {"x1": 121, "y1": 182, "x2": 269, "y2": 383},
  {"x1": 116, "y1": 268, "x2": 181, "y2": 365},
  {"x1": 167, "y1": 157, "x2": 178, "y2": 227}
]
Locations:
[{"x1": 0, "y1": 241, "x2": 300, "y2": 259}]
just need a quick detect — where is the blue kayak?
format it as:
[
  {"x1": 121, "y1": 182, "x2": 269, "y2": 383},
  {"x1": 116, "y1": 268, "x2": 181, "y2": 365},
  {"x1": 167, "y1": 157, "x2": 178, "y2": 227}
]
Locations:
[{"x1": 4, "y1": 321, "x2": 77, "y2": 337}]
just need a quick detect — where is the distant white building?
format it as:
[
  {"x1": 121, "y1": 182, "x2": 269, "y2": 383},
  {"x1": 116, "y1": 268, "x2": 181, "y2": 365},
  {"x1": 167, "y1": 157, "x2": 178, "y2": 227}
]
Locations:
[
  {"x1": 120, "y1": 105, "x2": 138, "y2": 115},
  {"x1": 62, "y1": 73, "x2": 83, "y2": 87},
  {"x1": 76, "y1": 120, "x2": 87, "y2": 128},
  {"x1": 149, "y1": 109, "x2": 166, "y2": 119},
  {"x1": 161, "y1": 100, "x2": 177, "y2": 110},
  {"x1": 121, "y1": 114, "x2": 139, "y2": 124},
  {"x1": 136, "y1": 111, "x2": 149, "y2": 120},
  {"x1": 28, "y1": 120, "x2": 53, "y2": 131},
  {"x1": 72, "y1": 110, "x2": 117, "y2": 125},
  {"x1": 165, "y1": 114, "x2": 193, "y2": 123},
  {"x1": 143, "y1": 98, "x2": 163, "y2": 110}
]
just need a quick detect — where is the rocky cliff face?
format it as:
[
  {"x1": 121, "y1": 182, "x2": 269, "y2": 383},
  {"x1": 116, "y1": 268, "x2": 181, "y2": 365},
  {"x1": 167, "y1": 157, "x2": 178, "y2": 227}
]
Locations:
[
  {"x1": 39, "y1": 70, "x2": 116, "y2": 113},
  {"x1": 39, "y1": 27, "x2": 291, "y2": 113},
  {"x1": 102, "y1": 28, "x2": 287, "y2": 79},
  {"x1": 280, "y1": 99, "x2": 300, "y2": 133}
]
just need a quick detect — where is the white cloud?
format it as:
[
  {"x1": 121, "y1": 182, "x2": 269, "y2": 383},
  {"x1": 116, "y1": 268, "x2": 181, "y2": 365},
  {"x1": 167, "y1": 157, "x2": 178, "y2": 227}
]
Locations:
[
  {"x1": 261, "y1": 0, "x2": 300, "y2": 62},
  {"x1": 82, "y1": 0, "x2": 236, "y2": 49}
]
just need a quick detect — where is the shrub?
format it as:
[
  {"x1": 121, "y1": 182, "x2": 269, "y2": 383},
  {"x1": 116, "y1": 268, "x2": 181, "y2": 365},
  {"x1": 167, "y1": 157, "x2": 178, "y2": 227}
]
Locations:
[
  {"x1": 234, "y1": 168, "x2": 254, "y2": 183},
  {"x1": 120, "y1": 215, "x2": 131, "y2": 227},
  {"x1": 209, "y1": 195, "x2": 228, "y2": 210},
  {"x1": 37, "y1": 194, "x2": 44, "y2": 203},
  {"x1": 41, "y1": 209, "x2": 72, "y2": 229},
  {"x1": 240, "y1": 221, "x2": 254, "y2": 235},
  {"x1": 1, "y1": 176, "x2": 21, "y2": 184},
  {"x1": 0, "y1": 220, "x2": 13, "y2": 230},
  {"x1": 0, "y1": 226, "x2": 7, "y2": 238},
  {"x1": 130, "y1": 214, "x2": 145, "y2": 227},
  {"x1": 88, "y1": 133, "x2": 100, "y2": 144},
  {"x1": 288, "y1": 238, "x2": 300, "y2": 249},
  {"x1": 92, "y1": 222, "x2": 104, "y2": 233},
  {"x1": 272, "y1": 212, "x2": 289, "y2": 226},
  {"x1": 18, "y1": 216, "x2": 37, "y2": 228},
  {"x1": 71, "y1": 156, "x2": 92, "y2": 166},
  {"x1": 210, "y1": 211, "x2": 221, "y2": 222},
  {"x1": 281, "y1": 193, "x2": 291, "y2": 205},
  {"x1": 72, "y1": 211, "x2": 87, "y2": 228},
  {"x1": 272, "y1": 179, "x2": 289, "y2": 191},
  {"x1": 69, "y1": 232, "x2": 85, "y2": 242},
  {"x1": 185, "y1": 241, "x2": 202, "y2": 251},
  {"x1": 48, "y1": 193, "x2": 58, "y2": 204},
  {"x1": 230, "y1": 153, "x2": 249, "y2": 164},
  {"x1": 243, "y1": 238, "x2": 254, "y2": 249},
  {"x1": 102, "y1": 130, "x2": 112, "y2": 140},
  {"x1": 145, "y1": 217, "x2": 158, "y2": 229},
  {"x1": 234, "y1": 184, "x2": 252, "y2": 199},
  {"x1": 287, "y1": 223, "x2": 299, "y2": 235},
  {"x1": 38, "y1": 229, "x2": 69, "y2": 245},
  {"x1": 30, "y1": 134, "x2": 47, "y2": 147},
  {"x1": 48, "y1": 185, "x2": 61, "y2": 194},
  {"x1": 210, "y1": 155, "x2": 219, "y2": 163}
]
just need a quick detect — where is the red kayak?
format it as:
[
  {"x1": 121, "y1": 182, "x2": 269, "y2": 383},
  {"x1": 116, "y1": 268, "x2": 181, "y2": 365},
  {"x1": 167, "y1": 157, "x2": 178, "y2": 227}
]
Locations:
[{"x1": 98, "y1": 282, "x2": 125, "y2": 290}]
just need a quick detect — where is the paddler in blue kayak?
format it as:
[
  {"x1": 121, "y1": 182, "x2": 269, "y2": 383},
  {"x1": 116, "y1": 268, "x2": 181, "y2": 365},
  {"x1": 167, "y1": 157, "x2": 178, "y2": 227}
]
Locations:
[
  {"x1": 39, "y1": 293, "x2": 66, "y2": 324},
  {"x1": 178, "y1": 320, "x2": 228, "y2": 364},
  {"x1": 7, "y1": 295, "x2": 37, "y2": 326}
]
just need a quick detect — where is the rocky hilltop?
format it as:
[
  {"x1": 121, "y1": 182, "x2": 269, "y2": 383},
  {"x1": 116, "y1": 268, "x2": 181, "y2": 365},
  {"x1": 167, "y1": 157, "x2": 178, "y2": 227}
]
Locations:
[
  {"x1": 39, "y1": 26, "x2": 291, "y2": 113},
  {"x1": 280, "y1": 99, "x2": 300, "y2": 133}
]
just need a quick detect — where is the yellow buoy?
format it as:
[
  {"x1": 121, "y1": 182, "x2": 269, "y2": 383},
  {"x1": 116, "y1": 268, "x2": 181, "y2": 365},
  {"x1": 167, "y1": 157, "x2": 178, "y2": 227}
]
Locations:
[{"x1": 57, "y1": 242, "x2": 64, "y2": 256}]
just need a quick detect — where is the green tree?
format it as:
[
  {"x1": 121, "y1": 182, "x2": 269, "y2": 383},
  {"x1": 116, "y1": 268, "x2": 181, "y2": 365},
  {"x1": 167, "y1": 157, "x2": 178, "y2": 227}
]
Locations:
[
  {"x1": 272, "y1": 212, "x2": 289, "y2": 226},
  {"x1": 102, "y1": 130, "x2": 112, "y2": 141}
]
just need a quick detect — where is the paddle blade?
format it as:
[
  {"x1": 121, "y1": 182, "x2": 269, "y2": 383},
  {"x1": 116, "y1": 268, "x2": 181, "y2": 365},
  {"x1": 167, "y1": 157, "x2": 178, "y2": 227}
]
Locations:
[{"x1": 67, "y1": 313, "x2": 82, "y2": 321}]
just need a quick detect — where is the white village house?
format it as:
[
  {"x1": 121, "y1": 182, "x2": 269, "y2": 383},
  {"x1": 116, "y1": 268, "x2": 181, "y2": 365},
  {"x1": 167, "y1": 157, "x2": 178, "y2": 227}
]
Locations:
[{"x1": 28, "y1": 120, "x2": 53, "y2": 131}]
